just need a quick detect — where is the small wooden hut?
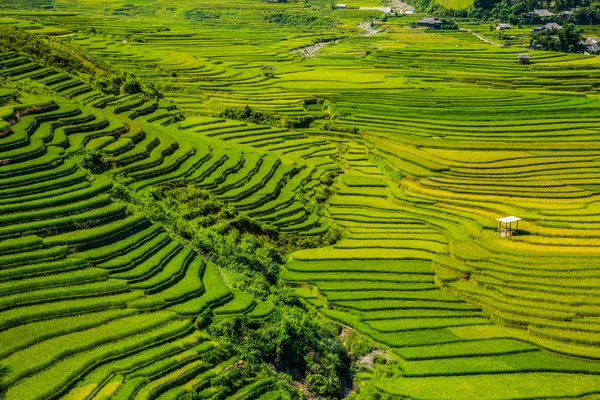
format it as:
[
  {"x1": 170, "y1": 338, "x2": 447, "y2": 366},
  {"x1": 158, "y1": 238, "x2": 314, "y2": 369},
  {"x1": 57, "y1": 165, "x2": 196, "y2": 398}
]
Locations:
[
  {"x1": 416, "y1": 17, "x2": 442, "y2": 28},
  {"x1": 497, "y1": 216, "x2": 522, "y2": 237},
  {"x1": 261, "y1": 65, "x2": 276, "y2": 76},
  {"x1": 517, "y1": 53, "x2": 531, "y2": 64}
]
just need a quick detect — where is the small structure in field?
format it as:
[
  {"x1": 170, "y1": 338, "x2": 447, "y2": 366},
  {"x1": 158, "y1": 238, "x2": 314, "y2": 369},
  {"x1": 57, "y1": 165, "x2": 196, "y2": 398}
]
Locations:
[
  {"x1": 543, "y1": 22, "x2": 562, "y2": 30},
  {"x1": 532, "y1": 22, "x2": 562, "y2": 32},
  {"x1": 496, "y1": 23, "x2": 511, "y2": 30},
  {"x1": 497, "y1": 216, "x2": 522, "y2": 237},
  {"x1": 582, "y1": 37, "x2": 600, "y2": 53},
  {"x1": 261, "y1": 65, "x2": 276, "y2": 76},
  {"x1": 416, "y1": 17, "x2": 442, "y2": 28},
  {"x1": 336, "y1": 4, "x2": 347, "y2": 8},
  {"x1": 517, "y1": 53, "x2": 531, "y2": 64},
  {"x1": 531, "y1": 8, "x2": 553, "y2": 17}
]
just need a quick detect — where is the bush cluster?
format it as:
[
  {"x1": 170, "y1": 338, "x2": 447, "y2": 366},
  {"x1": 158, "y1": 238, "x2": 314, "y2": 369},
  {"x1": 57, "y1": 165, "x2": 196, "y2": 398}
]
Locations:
[
  {"x1": 219, "y1": 105, "x2": 313, "y2": 129},
  {"x1": 0, "y1": 26, "x2": 100, "y2": 77},
  {"x1": 0, "y1": 27, "x2": 150, "y2": 95},
  {"x1": 208, "y1": 306, "x2": 351, "y2": 398},
  {"x1": 183, "y1": 9, "x2": 221, "y2": 21},
  {"x1": 264, "y1": 12, "x2": 334, "y2": 27},
  {"x1": 78, "y1": 150, "x2": 111, "y2": 174},
  {"x1": 323, "y1": 121, "x2": 361, "y2": 135},
  {"x1": 143, "y1": 182, "x2": 284, "y2": 293},
  {"x1": 530, "y1": 23, "x2": 583, "y2": 52}
]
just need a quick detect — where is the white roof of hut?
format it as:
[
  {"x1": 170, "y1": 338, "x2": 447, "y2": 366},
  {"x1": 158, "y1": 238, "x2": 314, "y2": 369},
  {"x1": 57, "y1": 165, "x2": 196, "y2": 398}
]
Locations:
[{"x1": 496, "y1": 216, "x2": 522, "y2": 223}]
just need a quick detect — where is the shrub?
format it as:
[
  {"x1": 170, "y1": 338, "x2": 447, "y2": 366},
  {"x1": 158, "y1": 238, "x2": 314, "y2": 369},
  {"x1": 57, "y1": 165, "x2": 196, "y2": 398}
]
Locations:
[
  {"x1": 143, "y1": 183, "x2": 281, "y2": 291},
  {"x1": 219, "y1": 106, "x2": 313, "y2": 129},
  {"x1": 263, "y1": 12, "x2": 334, "y2": 27},
  {"x1": 208, "y1": 306, "x2": 351, "y2": 398},
  {"x1": 183, "y1": 9, "x2": 221, "y2": 21},
  {"x1": 439, "y1": 19, "x2": 458, "y2": 29},
  {"x1": 78, "y1": 151, "x2": 110, "y2": 174},
  {"x1": 323, "y1": 122, "x2": 360, "y2": 135},
  {"x1": 345, "y1": 330, "x2": 376, "y2": 358},
  {"x1": 0, "y1": 27, "x2": 97, "y2": 76},
  {"x1": 122, "y1": 76, "x2": 142, "y2": 94},
  {"x1": 531, "y1": 23, "x2": 583, "y2": 53}
]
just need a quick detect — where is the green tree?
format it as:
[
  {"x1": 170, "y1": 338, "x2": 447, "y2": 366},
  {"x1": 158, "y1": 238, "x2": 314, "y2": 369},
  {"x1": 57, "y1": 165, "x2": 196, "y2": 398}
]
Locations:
[
  {"x1": 474, "y1": 0, "x2": 496, "y2": 11},
  {"x1": 439, "y1": 19, "x2": 459, "y2": 29},
  {"x1": 531, "y1": 23, "x2": 583, "y2": 52},
  {"x1": 558, "y1": 23, "x2": 583, "y2": 52},
  {"x1": 208, "y1": 307, "x2": 351, "y2": 398},
  {"x1": 0, "y1": 27, "x2": 92, "y2": 75},
  {"x1": 531, "y1": 29, "x2": 559, "y2": 51},
  {"x1": 122, "y1": 76, "x2": 142, "y2": 94},
  {"x1": 94, "y1": 74, "x2": 122, "y2": 95}
]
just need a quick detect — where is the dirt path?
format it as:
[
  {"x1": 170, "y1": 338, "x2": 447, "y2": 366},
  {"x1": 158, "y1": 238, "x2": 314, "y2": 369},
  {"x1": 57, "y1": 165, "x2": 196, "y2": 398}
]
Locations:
[
  {"x1": 292, "y1": 41, "x2": 329, "y2": 57},
  {"x1": 461, "y1": 28, "x2": 502, "y2": 46},
  {"x1": 358, "y1": 21, "x2": 384, "y2": 36},
  {"x1": 291, "y1": 16, "x2": 386, "y2": 58},
  {"x1": 291, "y1": 37, "x2": 344, "y2": 58}
]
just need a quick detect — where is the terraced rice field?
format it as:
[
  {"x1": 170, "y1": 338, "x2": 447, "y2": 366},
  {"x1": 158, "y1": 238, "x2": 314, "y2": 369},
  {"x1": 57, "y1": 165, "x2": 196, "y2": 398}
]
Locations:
[
  {"x1": 0, "y1": 94, "x2": 298, "y2": 399},
  {"x1": 3, "y1": 0, "x2": 600, "y2": 399},
  {"x1": 287, "y1": 145, "x2": 600, "y2": 398},
  {"x1": 0, "y1": 47, "x2": 333, "y2": 397}
]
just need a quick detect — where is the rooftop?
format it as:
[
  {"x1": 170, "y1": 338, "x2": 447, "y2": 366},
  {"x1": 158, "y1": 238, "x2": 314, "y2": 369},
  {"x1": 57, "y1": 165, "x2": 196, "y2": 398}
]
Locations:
[
  {"x1": 533, "y1": 8, "x2": 553, "y2": 16},
  {"x1": 544, "y1": 22, "x2": 562, "y2": 29},
  {"x1": 584, "y1": 42, "x2": 600, "y2": 52},
  {"x1": 497, "y1": 216, "x2": 522, "y2": 223},
  {"x1": 417, "y1": 17, "x2": 442, "y2": 24}
]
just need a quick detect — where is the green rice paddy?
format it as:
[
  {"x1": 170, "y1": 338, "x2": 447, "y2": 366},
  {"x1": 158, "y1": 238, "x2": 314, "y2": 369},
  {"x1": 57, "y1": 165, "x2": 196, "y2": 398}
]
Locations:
[{"x1": 2, "y1": 0, "x2": 600, "y2": 398}]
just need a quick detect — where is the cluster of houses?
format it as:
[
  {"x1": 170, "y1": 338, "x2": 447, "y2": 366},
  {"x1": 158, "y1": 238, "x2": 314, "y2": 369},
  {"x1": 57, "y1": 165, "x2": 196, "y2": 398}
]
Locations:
[
  {"x1": 491, "y1": 7, "x2": 578, "y2": 31},
  {"x1": 493, "y1": 8, "x2": 599, "y2": 54},
  {"x1": 494, "y1": 9, "x2": 567, "y2": 32},
  {"x1": 497, "y1": 21, "x2": 563, "y2": 33},
  {"x1": 340, "y1": 4, "x2": 599, "y2": 55}
]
